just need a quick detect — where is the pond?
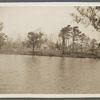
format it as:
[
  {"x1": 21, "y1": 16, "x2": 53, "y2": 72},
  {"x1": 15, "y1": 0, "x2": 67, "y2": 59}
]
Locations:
[{"x1": 0, "y1": 54, "x2": 100, "y2": 94}]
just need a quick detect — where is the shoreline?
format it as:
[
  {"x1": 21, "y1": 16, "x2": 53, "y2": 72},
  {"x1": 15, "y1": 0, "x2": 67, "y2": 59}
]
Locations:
[{"x1": 0, "y1": 51, "x2": 99, "y2": 59}]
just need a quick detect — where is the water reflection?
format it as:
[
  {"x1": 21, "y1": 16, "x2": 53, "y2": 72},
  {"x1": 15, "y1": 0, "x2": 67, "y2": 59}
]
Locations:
[{"x1": 0, "y1": 55, "x2": 100, "y2": 93}]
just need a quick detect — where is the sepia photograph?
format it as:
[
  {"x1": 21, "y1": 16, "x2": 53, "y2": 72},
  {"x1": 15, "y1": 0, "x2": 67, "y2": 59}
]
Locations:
[{"x1": 0, "y1": 2, "x2": 100, "y2": 96}]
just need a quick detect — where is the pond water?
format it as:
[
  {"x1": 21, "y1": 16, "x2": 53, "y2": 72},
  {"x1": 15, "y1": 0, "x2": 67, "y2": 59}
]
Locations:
[{"x1": 0, "y1": 54, "x2": 100, "y2": 94}]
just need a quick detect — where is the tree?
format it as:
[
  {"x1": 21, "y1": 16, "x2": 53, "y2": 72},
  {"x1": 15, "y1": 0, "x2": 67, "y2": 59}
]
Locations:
[
  {"x1": 55, "y1": 41, "x2": 61, "y2": 50},
  {"x1": 79, "y1": 33, "x2": 86, "y2": 53},
  {"x1": 59, "y1": 25, "x2": 72, "y2": 54},
  {"x1": 21, "y1": 40, "x2": 28, "y2": 53},
  {"x1": 0, "y1": 23, "x2": 7, "y2": 50},
  {"x1": 0, "y1": 32, "x2": 7, "y2": 50},
  {"x1": 27, "y1": 31, "x2": 44, "y2": 54},
  {"x1": 90, "y1": 38, "x2": 97, "y2": 54},
  {"x1": 71, "y1": 6, "x2": 100, "y2": 31},
  {"x1": 0, "y1": 22, "x2": 3, "y2": 31},
  {"x1": 71, "y1": 26, "x2": 81, "y2": 53}
]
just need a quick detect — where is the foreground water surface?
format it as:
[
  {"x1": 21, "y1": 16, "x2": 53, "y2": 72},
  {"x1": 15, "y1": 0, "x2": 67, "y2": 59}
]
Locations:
[{"x1": 0, "y1": 54, "x2": 100, "y2": 94}]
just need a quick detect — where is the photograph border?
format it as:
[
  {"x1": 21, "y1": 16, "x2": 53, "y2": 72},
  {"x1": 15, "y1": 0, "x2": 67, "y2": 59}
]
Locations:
[{"x1": 0, "y1": 2, "x2": 100, "y2": 98}]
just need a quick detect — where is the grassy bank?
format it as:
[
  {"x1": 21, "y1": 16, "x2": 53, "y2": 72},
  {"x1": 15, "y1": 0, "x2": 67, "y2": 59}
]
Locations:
[{"x1": 0, "y1": 49, "x2": 99, "y2": 58}]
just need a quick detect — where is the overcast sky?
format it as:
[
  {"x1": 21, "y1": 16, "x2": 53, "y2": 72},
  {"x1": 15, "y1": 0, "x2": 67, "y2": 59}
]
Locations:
[{"x1": 0, "y1": 6, "x2": 100, "y2": 41}]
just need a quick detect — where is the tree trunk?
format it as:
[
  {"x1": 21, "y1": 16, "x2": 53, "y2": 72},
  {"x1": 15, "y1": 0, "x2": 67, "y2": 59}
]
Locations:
[
  {"x1": 66, "y1": 39, "x2": 67, "y2": 52},
  {"x1": 72, "y1": 36, "x2": 75, "y2": 53},
  {"x1": 62, "y1": 37, "x2": 65, "y2": 54},
  {"x1": 33, "y1": 44, "x2": 34, "y2": 55},
  {"x1": 80, "y1": 44, "x2": 83, "y2": 57},
  {"x1": 92, "y1": 45, "x2": 94, "y2": 54},
  {"x1": 23, "y1": 45, "x2": 25, "y2": 54},
  {"x1": 81, "y1": 44, "x2": 83, "y2": 53}
]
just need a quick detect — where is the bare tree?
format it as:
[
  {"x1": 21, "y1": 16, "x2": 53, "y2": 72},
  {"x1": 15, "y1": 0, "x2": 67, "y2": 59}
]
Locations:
[{"x1": 0, "y1": 23, "x2": 7, "y2": 50}]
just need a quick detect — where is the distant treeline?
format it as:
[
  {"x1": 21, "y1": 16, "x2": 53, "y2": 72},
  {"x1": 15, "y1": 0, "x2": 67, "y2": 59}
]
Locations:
[{"x1": 0, "y1": 24, "x2": 100, "y2": 57}]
